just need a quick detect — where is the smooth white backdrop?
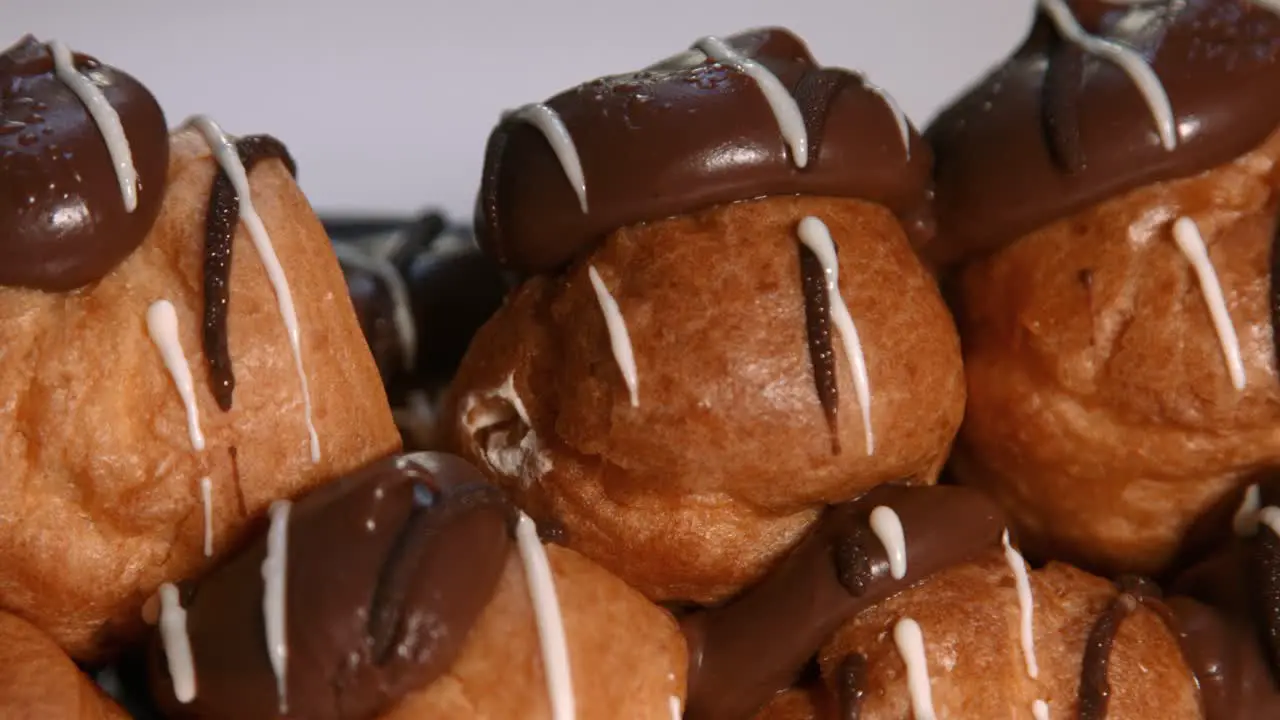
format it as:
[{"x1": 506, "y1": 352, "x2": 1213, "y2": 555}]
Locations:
[{"x1": 11, "y1": 0, "x2": 1031, "y2": 216}]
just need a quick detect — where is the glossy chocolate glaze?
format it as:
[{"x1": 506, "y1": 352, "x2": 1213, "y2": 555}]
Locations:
[
  {"x1": 0, "y1": 35, "x2": 168, "y2": 290},
  {"x1": 798, "y1": 243, "x2": 840, "y2": 453},
  {"x1": 148, "y1": 453, "x2": 514, "y2": 720},
  {"x1": 927, "y1": 0, "x2": 1280, "y2": 265},
  {"x1": 477, "y1": 27, "x2": 932, "y2": 275},
  {"x1": 202, "y1": 135, "x2": 296, "y2": 411},
  {"x1": 679, "y1": 484, "x2": 1005, "y2": 720}
]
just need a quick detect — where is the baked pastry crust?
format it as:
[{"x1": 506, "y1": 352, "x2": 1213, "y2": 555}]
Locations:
[{"x1": 0, "y1": 128, "x2": 400, "y2": 660}]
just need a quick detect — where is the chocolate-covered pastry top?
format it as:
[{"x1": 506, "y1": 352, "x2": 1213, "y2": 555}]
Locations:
[
  {"x1": 926, "y1": 0, "x2": 1280, "y2": 265},
  {"x1": 680, "y1": 484, "x2": 1006, "y2": 720},
  {"x1": 477, "y1": 26, "x2": 932, "y2": 275},
  {"x1": 148, "y1": 452, "x2": 515, "y2": 720},
  {"x1": 0, "y1": 35, "x2": 168, "y2": 290}
]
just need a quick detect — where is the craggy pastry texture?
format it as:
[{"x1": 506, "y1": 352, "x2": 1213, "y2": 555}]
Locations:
[
  {"x1": 818, "y1": 554, "x2": 1200, "y2": 719},
  {"x1": 0, "y1": 611, "x2": 128, "y2": 720},
  {"x1": 953, "y1": 128, "x2": 1280, "y2": 576},
  {"x1": 0, "y1": 127, "x2": 400, "y2": 660},
  {"x1": 385, "y1": 545, "x2": 687, "y2": 720},
  {"x1": 446, "y1": 194, "x2": 964, "y2": 602}
]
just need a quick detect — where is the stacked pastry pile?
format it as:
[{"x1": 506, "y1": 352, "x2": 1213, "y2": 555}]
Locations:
[{"x1": 4, "y1": 2, "x2": 1280, "y2": 718}]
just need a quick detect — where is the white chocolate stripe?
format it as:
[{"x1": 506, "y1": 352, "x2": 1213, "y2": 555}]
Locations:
[
  {"x1": 200, "y1": 477, "x2": 213, "y2": 558},
  {"x1": 1235, "y1": 484, "x2": 1262, "y2": 537},
  {"x1": 1037, "y1": 0, "x2": 1179, "y2": 151},
  {"x1": 1252, "y1": 0, "x2": 1280, "y2": 16},
  {"x1": 864, "y1": 79, "x2": 911, "y2": 159},
  {"x1": 48, "y1": 40, "x2": 139, "y2": 212},
  {"x1": 146, "y1": 300, "x2": 206, "y2": 452},
  {"x1": 869, "y1": 506, "x2": 907, "y2": 580},
  {"x1": 1001, "y1": 531, "x2": 1040, "y2": 679},
  {"x1": 158, "y1": 583, "x2": 197, "y2": 704},
  {"x1": 508, "y1": 104, "x2": 588, "y2": 213},
  {"x1": 1033, "y1": 699, "x2": 1051, "y2": 720},
  {"x1": 333, "y1": 242, "x2": 417, "y2": 370},
  {"x1": 515, "y1": 513, "x2": 576, "y2": 720},
  {"x1": 669, "y1": 695, "x2": 682, "y2": 720},
  {"x1": 893, "y1": 618, "x2": 937, "y2": 720},
  {"x1": 1261, "y1": 506, "x2": 1280, "y2": 538},
  {"x1": 262, "y1": 500, "x2": 291, "y2": 714},
  {"x1": 588, "y1": 266, "x2": 640, "y2": 408},
  {"x1": 797, "y1": 216, "x2": 874, "y2": 455},
  {"x1": 186, "y1": 115, "x2": 321, "y2": 462},
  {"x1": 694, "y1": 36, "x2": 809, "y2": 169},
  {"x1": 1171, "y1": 217, "x2": 1246, "y2": 390}
]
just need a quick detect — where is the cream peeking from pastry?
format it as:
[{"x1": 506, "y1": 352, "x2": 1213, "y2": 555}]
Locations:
[
  {"x1": 146, "y1": 453, "x2": 687, "y2": 720},
  {"x1": 0, "y1": 36, "x2": 400, "y2": 661},
  {"x1": 445, "y1": 27, "x2": 964, "y2": 603},
  {"x1": 927, "y1": 0, "x2": 1280, "y2": 576}
]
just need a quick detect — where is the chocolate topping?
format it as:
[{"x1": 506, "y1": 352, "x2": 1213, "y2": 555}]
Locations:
[
  {"x1": 149, "y1": 452, "x2": 514, "y2": 720},
  {"x1": 1078, "y1": 577, "x2": 1157, "y2": 720},
  {"x1": 799, "y1": 243, "x2": 840, "y2": 453},
  {"x1": 477, "y1": 27, "x2": 932, "y2": 275},
  {"x1": 679, "y1": 484, "x2": 1005, "y2": 720},
  {"x1": 201, "y1": 135, "x2": 297, "y2": 411},
  {"x1": 926, "y1": 1, "x2": 1280, "y2": 265},
  {"x1": 0, "y1": 35, "x2": 168, "y2": 290},
  {"x1": 1272, "y1": 208, "x2": 1280, "y2": 386},
  {"x1": 1252, "y1": 506, "x2": 1280, "y2": 678},
  {"x1": 835, "y1": 654, "x2": 866, "y2": 720}
]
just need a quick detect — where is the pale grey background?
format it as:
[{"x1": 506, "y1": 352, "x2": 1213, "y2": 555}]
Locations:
[{"x1": 10, "y1": 0, "x2": 1031, "y2": 216}]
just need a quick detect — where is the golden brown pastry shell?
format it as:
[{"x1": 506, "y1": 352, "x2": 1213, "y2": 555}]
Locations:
[
  {"x1": 0, "y1": 128, "x2": 400, "y2": 661},
  {"x1": 952, "y1": 128, "x2": 1280, "y2": 576},
  {"x1": 445, "y1": 194, "x2": 964, "y2": 603}
]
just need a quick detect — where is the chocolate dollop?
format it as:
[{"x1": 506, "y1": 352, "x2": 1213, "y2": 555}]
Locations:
[
  {"x1": 149, "y1": 452, "x2": 515, "y2": 720},
  {"x1": 477, "y1": 27, "x2": 932, "y2": 275},
  {"x1": 0, "y1": 35, "x2": 168, "y2": 290},
  {"x1": 679, "y1": 484, "x2": 1006, "y2": 720},
  {"x1": 926, "y1": 0, "x2": 1280, "y2": 265}
]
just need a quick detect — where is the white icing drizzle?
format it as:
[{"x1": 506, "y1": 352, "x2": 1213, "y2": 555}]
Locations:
[
  {"x1": 146, "y1": 300, "x2": 206, "y2": 452},
  {"x1": 693, "y1": 36, "x2": 809, "y2": 169},
  {"x1": 1171, "y1": 217, "x2": 1246, "y2": 390},
  {"x1": 186, "y1": 116, "x2": 320, "y2": 461},
  {"x1": 892, "y1": 618, "x2": 937, "y2": 720},
  {"x1": 515, "y1": 513, "x2": 575, "y2": 720},
  {"x1": 863, "y1": 79, "x2": 911, "y2": 159},
  {"x1": 1252, "y1": 0, "x2": 1280, "y2": 16},
  {"x1": 668, "y1": 695, "x2": 682, "y2": 720},
  {"x1": 333, "y1": 242, "x2": 417, "y2": 371},
  {"x1": 261, "y1": 500, "x2": 291, "y2": 714},
  {"x1": 1235, "y1": 484, "x2": 1262, "y2": 537},
  {"x1": 47, "y1": 40, "x2": 139, "y2": 212},
  {"x1": 587, "y1": 266, "x2": 640, "y2": 408},
  {"x1": 1260, "y1": 506, "x2": 1280, "y2": 538},
  {"x1": 1001, "y1": 531, "x2": 1040, "y2": 679},
  {"x1": 1037, "y1": 0, "x2": 1179, "y2": 150},
  {"x1": 869, "y1": 506, "x2": 907, "y2": 580},
  {"x1": 797, "y1": 216, "x2": 874, "y2": 455},
  {"x1": 199, "y1": 477, "x2": 213, "y2": 557},
  {"x1": 1033, "y1": 699, "x2": 1051, "y2": 720},
  {"x1": 157, "y1": 583, "x2": 197, "y2": 704},
  {"x1": 508, "y1": 104, "x2": 588, "y2": 213}
]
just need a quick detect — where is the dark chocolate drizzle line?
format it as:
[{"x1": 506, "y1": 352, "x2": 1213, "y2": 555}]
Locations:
[
  {"x1": 836, "y1": 653, "x2": 866, "y2": 720},
  {"x1": 1078, "y1": 577, "x2": 1162, "y2": 720},
  {"x1": 1270, "y1": 208, "x2": 1280, "y2": 381},
  {"x1": 1251, "y1": 516, "x2": 1280, "y2": 677},
  {"x1": 799, "y1": 242, "x2": 841, "y2": 453},
  {"x1": 202, "y1": 135, "x2": 297, "y2": 411},
  {"x1": 1042, "y1": 39, "x2": 1087, "y2": 174}
]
